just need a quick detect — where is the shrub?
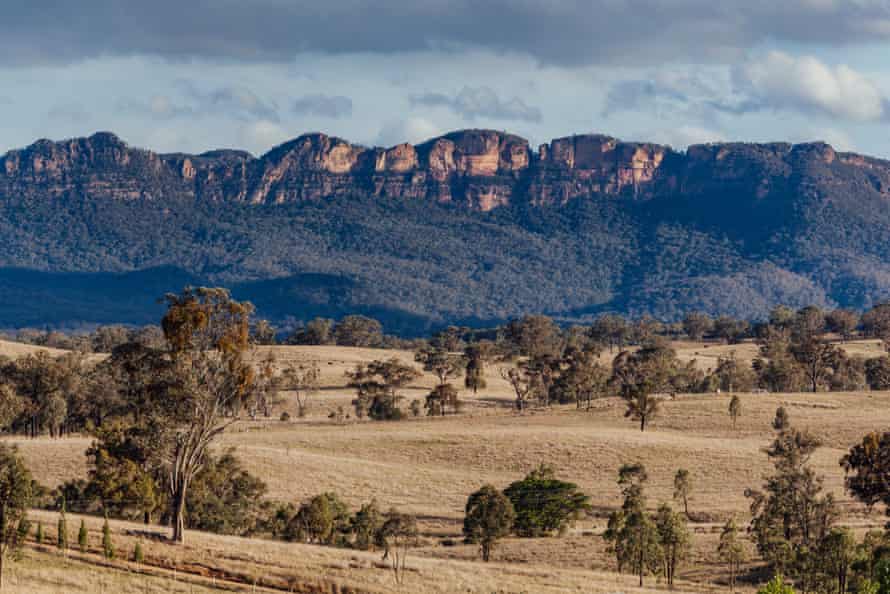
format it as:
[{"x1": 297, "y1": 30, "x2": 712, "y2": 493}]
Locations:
[
  {"x1": 757, "y1": 575, "x2": 796, "y2": 594},
  {"x1": 102, "y1": 517, "x2": 115, "y2": 560},
  {"x1": 503, "y1": 465, "x2": 590, "y2": 537}
]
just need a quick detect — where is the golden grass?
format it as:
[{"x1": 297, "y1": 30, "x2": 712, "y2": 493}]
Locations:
[
  {"x1": 3, "y1": 549, "x2": 231, "y2": 593},
  {"x1": 19, "y1": 510, "x2": 711, "y2": 594},
  {"x1": 8, "y1": 339, "x2": 890, "y2": 592},
  {"x1": 0, "y1": 339, "x2": 72, "y2": 360}
]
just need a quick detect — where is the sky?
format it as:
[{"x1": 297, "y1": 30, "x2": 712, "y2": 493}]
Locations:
[{"x1": 3, "y1": 1, "x2": 890, "y2": 158}]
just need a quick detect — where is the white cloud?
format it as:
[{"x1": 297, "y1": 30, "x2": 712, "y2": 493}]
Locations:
[
  {"x1": 240, "y1": 120, "x2": 290, "y2": 154},
  {"x1": 375, "y1": 117, "x2": 442, "y2": 147},
  {"x1": 734, "y1": 51, "x2": 885, "y2": 121}
]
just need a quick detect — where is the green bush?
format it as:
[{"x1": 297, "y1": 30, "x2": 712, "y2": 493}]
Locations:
[
  {"x1": 503, "y1": 465, "x2": 590, "y2": 537},
  {"x1": 757, "y1": 575, "x2": 796, "y2": 594}
]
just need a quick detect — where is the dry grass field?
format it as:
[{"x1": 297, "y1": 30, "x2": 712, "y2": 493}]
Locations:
[{"x1": 4, "y1": 338, "x2": 890, "y2": 592}]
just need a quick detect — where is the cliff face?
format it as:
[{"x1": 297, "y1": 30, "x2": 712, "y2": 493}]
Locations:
[{"x1": 3, "y1": 128, "x2": 890, "y2": 214}]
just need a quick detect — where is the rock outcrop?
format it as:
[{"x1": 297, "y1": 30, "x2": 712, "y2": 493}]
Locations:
[{"x1": 3, "y1": 128, "x2": 889, "y2": 213}]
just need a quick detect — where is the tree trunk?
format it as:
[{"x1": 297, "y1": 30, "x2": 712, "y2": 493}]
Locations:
[
  {"x1": 640, "y1": 416, "x2": 646, "y2": 432},
  {"x1": 0, "y1": 548, "x2": 4, "y2": 591},
  {"x1": 482, "y1": 541, "x2": 490, "y2": 562},
  {"x1": 171, "y1": 486, "x2": 187, "y2": 543}
]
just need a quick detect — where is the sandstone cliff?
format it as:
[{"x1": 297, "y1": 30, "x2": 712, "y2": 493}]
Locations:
[{"x1": 3, "y1": 128, "x2": 890, "y2": 214}]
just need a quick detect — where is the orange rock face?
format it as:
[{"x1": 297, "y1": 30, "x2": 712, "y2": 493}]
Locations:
[{"x1": 4, "y1": 128, "x2": 888, "y2": 213}]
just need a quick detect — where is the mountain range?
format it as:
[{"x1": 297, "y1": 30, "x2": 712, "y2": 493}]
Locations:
[{"x1": 2, "y1": 128, "x2": 890, "y2": 334}]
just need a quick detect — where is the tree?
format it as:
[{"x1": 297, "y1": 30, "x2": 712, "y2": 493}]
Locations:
[
  {"x1": 862, "y1": 303, "x2": 890, "y2": 348},
  {"x1": 102, "y1": 516, "x2": 114, "y2": 560},
  {"x1": 0, "y1": 445, "x2": 32, "y2": 590},
  {"x1": 280, "y1": 362, "x2": 320, "y2": 418},
  {"x1": 551, "y1": 347, "x2": 609, "y2": 410},
  {"x1": 604, "y1": 464, "x2": 647, "y2": 573},
  {"x1": 464, "y1": 342, "x2": 493, "y2": 394},
  {"x1": 287, "y1": 492, "x2": 351, "y2": 546},
  {"x1": 612, "y1": 341, "x2": 678, "y2": 431},
  {"x1": 773, "y1": 407, "x2": 790, "y2": 432},
  {"x1": 790, "y1": 337, "x2": 843, "y2": 393},
  {"x1": 0, "y1": 386, "x2": 24, "y2": 434},
  {"x1": 673, "y1": 469, "x2": 692, "y2": 518},
  {"x1": 153, "y1": 287, "x2": 259, "y2": 543},
  {"x1": 347, "y1": 359, "x2": 421, "y2": 421},
  {"x1": 500, "y1": 366, "x2": 534, "y2": 412},
  {"x1": 619, "y1": 506, "x2": 662, "y2": 587},
  {"x1": 656, "y1": 503, "x2": 690, "y2": 587},
  {"x1": 414, "y1": 346, "x2": 464, "y2": 387},
  {"x1": 820, "y1": 528, "x2": 856, "y2": 594},
  {"x1": 504, "y1": 315, "x2": 562, "y2": 358},
  {"x1": 185, "y1": 451, "x2": 268, "y2": 536},
  {"x1": 351, "y1": 500, "x2": 383, "y2": 551},
  {"x1": 503, "y1": 465, "x2": 590, "y2": 537},
  {"x1": 713, "y1": 353, "x2": 757, "y2": 393},
  {"x1": 288, "y1": 318, "x2": 334, "y2": 345},
  {"x1": 463, "y1": 485, "x2": 515, "y2": 562},
  {"x1": 376, "y1": 509, "x2": 418, "y2": 585},
  {"x1": 718, "y1": 518, "x2": 746, "y2": 592},
  {"x1": 866, "y1": 357, "x2": 890, "y2": 390},
  {"x1": 770, "y1": 305, "x2": 797, "y2": 330},
  {"x1": 842, "y1": 432, "x2": 890, "y2": 519},
  {"x1": 333, "y1": 315, "x2": 383, "y2": 348},
  {"x1": 714, "y1": 316, "x2": 750, "y2": 344},
  {"x1": 683, "y1": 312, "x2": 713, "y2": 341},
  {"x1": 729, "y1": 395, "x2": 742, "y2": 429},
  {"x1": 590, "y1": 314, "x2": 630, "y2": 353},
  {"x1": 251, "y1": 319, "x2": 277, "y2": 345},
  {"x1": 425, "y1": 383, "x2": 459, "y2": 416},
  {"x1": 57, "y1": 498, "x2": 68, "y2": 553},
  {"x1": 826, "y1": 309, "x2": 859, "y2": 342},
  {"x1": 746, "y1": 423, "x2": 837, "y2": 582}
]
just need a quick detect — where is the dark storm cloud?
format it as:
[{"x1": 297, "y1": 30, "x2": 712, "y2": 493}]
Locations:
[
  {"x1": 4, "y1": 1, "x2": 890, "y2": 66},
  {"x1": 292, "y1": 94, "x2": 353, "y2": 119},
  {"x1": 412, "y1": 86, "x2": 542, "y2": 123}
]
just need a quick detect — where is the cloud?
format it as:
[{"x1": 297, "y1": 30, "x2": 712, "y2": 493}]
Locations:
[
  {"x1": 4, "y1": 2, "x2": 890, "y2": 67},
  {"x1": 194, "y1": 85, "x2": 280, "y2": 122},
  {"x1": 292, "y1": 94, "x2": 353, "y2": 119},
  {"x1": 240, "y1": 119, "x2": 290, "y2": 154},
  {"x1": 732, "y1": 51, "x2": 885, "y2": 121},
  {"x1": 412, "y1": 86, "x2": 542, "y2": 123},
  {"x1": 605, "y1": 52, "x2": 887, "y2": 123},
  {"x1": 117, "y1": 95, "x2": 194, "y2": 119},
  {"x1": 117, "y1": 84, "x2": 279, "y2": 122},
  {"x1": 375, "y1": 117, "x2": 442, "y2": 147}
]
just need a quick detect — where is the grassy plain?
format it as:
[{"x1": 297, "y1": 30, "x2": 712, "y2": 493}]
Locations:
[{"x1": 3, "y1": 339, "x2": 889, "y2": 592}]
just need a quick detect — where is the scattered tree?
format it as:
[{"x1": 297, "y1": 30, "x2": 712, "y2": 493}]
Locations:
[
  {"x1": 729, "y1": 395, "x2": 742, "y2": 429},
  {"x1": 376, "y1": 509, "x2": 418, "y2": 585},
  {"x1": 0, "y1": 445, "x2": 32, "y2": 590},
  {"x1": 718, "y1": 518, "x2": 746, "y2": 592},
  {"x1": 281, "y1": 362, "x2": 320, "y2": 418},
  {"x1": 463, "y1": 485, "x2": 515, "y2": 562},
  {"x1": 656, "y1": 503, "x2": 690, "y2": 587},
  {"x1": 503, "y1": 465, "x2": 590, "y2": 537},
  {"x1": 673, "y1": 469, "x2": 692, "y2": 518}
]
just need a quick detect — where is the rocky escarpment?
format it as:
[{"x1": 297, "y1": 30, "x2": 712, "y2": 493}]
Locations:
[{"x1": 3, "y1": 128, "x2": 890, "y2": 213}]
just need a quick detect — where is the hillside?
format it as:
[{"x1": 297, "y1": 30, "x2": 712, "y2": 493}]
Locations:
[
  {"x1": 6, "y1": 339, "x2": 890, "y2": 593},
  {"x1": 4, "y1": 130, "x2": 890, "y2": 332}
]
